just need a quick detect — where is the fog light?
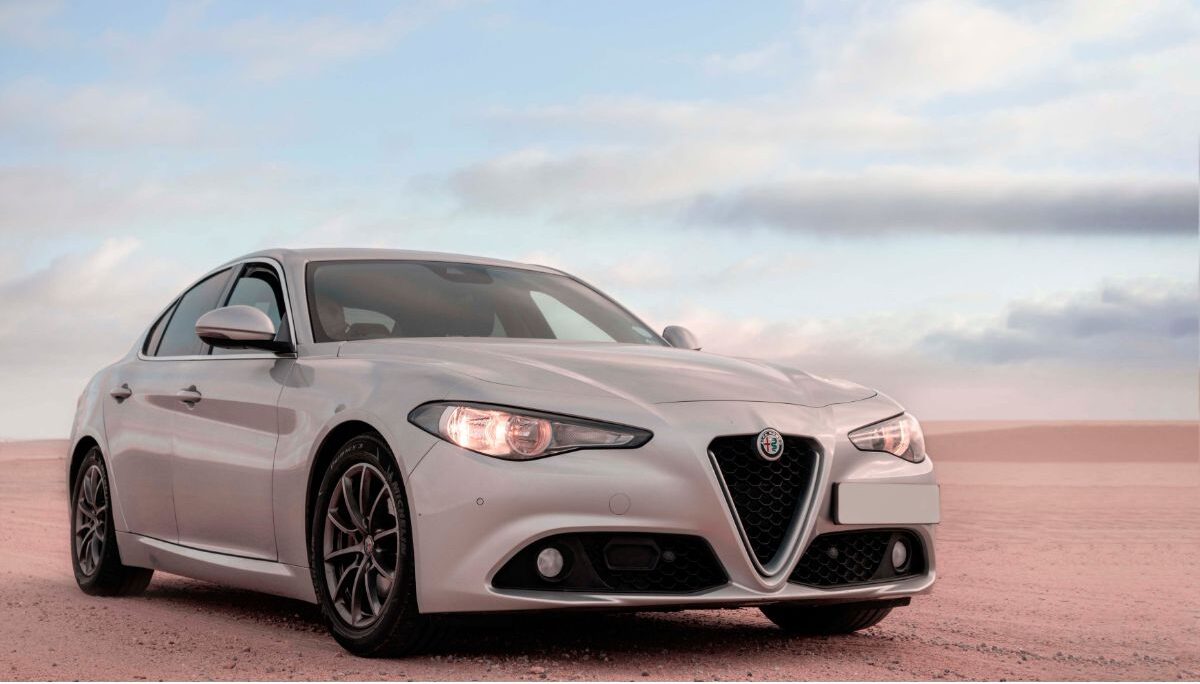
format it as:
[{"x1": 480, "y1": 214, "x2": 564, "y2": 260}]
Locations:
[
  {"x1": 891, "y1": 539, "x2": 909, "y2": 571},
  {"x1": 536, "y1": 547, "x2": 564, "y2": 579}
]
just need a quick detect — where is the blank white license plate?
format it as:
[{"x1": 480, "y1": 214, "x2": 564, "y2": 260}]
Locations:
[{"x1": 834, "y1": 483, "x2": 941, "y2": 524}]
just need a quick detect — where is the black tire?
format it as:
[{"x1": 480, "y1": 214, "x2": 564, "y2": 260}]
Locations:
[
  {"x1": 761, "y1": 601, "x2": 894, "y2": 635},
  {"x1": 309, "y1": 433, "x2": 440, "y2": 657},
  {"x1": 70, "y1": 448, "x2": 154, "y2": 596}
]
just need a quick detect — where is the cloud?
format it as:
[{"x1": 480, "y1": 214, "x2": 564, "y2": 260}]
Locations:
[
  {"x1": 458, "y1": 0, "x2": 1198, "y2": 236},
  {"x1": 0, "y1": 238, "x2": 184, "y2": 350},
  {"x1": 446, "y1": 140, "x2": 1194, "y2": 234},
  {"x1": 101, "y1": 2, "x2": 455, "y2": 81},
  {"x1": 471, "y1": 0, "x2": 1199, "y2": 221},
  {"x1": 486, "y1": 97, "x2": 932, "y2": 151},
  {"x1": 0, "y1": 81, "x2": 206, "y2": 148},
  {"x1": 922, "y1": 280, "x2": 1199, "y2": 365},
  {"x1": 447, "y1": 144, "x2": 778, "y2": 215},
  {"x1": 0, "y1": 0, "x2": 65, "y2": 46},
  {"x1": 215, "y1": 10, "x2": 423, "y2": 81},
  {"x1": 809, "y1": 0, "x2": 1049, "y2": 102},
  {"x1": 685, "y1": 169, "x2": 1196, "y2": 235},
  {"x1": 657, "y1": 279, "x2": 1199, "y2": 420},
  {"x1": 0, "y1": 239, "x2": 189, "y2": 438},
  {"x1": 702, "y1": 42, "x2": 787, "y2": 74},
  {"x1": 0, "y1": 163, "x2": 319, "y2": 238},
  {"x1": 806, "y1": 0, "x2": 1200, "y2": 104},
  {"x1": 485, "y1": 39, "x2": 1198, "y2": 169}
]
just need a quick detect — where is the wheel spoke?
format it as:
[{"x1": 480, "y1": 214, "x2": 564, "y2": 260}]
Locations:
[
  {"x1": 340, "y1": 473, "x2": 366, "y2": 531},
  {"x1": 327, "y1": 508, "x2": 355, "y2": 535},
  {"x1": 83, "y1": 471, "x2": 97, "y2": 506},
  {"x1": 333, "y1": 560, "x2": 359, "y2": 601},
  {"x1": 367, "y1": 488, "x2": 387, "y2": 525},
  {"x1": 88, "y1": 533, "x2": 102, "y2": 566},
  {"x1": 370, "y1": 554, "x2": 395, "y2": 582},
  {"x1": 361, "y1": 563, "x2": 381, "y2": 616},
  {"x1": 324, "y1": 544, "x2": 363, "y2": 562},
  {"x1": 358, "y1": 469, "x2": 371, "y2": 530},
  {"x1": 372, "y1": 526, "x2": 398, "y2": 541},
  {"x1": 348, "y1": 561, "x2": 367, "y2": 624}
]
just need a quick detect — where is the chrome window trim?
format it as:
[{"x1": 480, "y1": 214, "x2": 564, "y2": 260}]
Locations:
[{"x1": 137, "y1": 256, "x2": 299, "y2": 362}]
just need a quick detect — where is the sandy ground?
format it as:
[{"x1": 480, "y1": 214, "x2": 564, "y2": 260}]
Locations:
[{"x1": 1, "y1": 424, "x2": 1197, "y2": 681}]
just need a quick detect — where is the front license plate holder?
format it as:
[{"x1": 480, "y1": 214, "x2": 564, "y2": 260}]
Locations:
[{"x1": 834, "y1": 483, "x2": 941, "y2": 524}]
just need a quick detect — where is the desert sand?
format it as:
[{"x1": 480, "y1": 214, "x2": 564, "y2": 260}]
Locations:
[{"x1": 1, "y1": 423, "x2": 1197, "y2": 681}]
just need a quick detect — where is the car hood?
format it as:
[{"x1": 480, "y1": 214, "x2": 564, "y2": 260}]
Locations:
[{"x1": 337, "y1": 338, "x2": 876, "y2": 407}]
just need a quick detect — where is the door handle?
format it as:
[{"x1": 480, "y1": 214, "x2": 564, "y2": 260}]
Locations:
[
  {"x1": 109, "y1": 383, "x2": 132, "y2": 402},
  {"x1": 176, "y1": 386, "x2": 202, "y2": 406}
]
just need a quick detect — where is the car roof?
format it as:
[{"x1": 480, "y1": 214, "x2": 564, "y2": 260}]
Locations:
[{"x1": 222, "y1": 247, "x2": 564, "y2": 275}]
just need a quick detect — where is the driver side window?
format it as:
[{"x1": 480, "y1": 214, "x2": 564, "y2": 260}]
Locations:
[{"x1": 212, "y1": 264, "x2": 289, "y2": 355}]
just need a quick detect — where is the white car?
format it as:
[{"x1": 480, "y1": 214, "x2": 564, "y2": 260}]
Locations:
[{"x1": 68, "y1": 248, "x2": 939, "y2": 656}]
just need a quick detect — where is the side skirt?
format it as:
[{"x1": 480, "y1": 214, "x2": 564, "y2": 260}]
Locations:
[{"x1": 116, "y1": 531, "x2": 317, "y2": 603}]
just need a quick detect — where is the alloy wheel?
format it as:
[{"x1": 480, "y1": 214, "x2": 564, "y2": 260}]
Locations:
[
  {"x1": 74, "y1": 464, "x2": 108, "y2": 576},
  {"x1": 322, "y1": 462, "x2": 401, "y2": 629}
]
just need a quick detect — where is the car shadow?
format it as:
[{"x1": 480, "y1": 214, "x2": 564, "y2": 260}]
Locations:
[
  {"x1": 139, "y1": 577, "x2": 853, "y2": 658},
  {"x1": 436, "y1": 610, "x2": 800, "y2": 658}
]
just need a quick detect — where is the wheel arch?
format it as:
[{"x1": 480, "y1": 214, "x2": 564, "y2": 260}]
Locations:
[
  {"x1": 304, "y1": 419, "x2": 397, "y2": 546},
  {"x1": 68, "y1": 435, "x2": 101, "y2": 495}
]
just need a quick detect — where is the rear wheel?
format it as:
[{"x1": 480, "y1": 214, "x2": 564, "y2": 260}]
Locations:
[
  {"x1": 761, "y1": 601, "x2": 894, "y2": 635},
  {"x1": 70, "y1": 448, "x2": 153, "y2": 596},
  {"x1": 310, "y1": 434, "x2": 439, "y2": 657}
]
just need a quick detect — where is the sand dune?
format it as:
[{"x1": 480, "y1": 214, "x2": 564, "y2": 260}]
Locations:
[{"x1": 925, "y1": 421, "x2": 1197, "y2": 462}]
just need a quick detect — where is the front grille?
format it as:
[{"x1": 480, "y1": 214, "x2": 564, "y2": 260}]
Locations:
[
  {"x1": 492, "y1": 533, "x2": 728, "y2": 594},
  {"x1": 789, "y1": 530, "x2": 923, "y2": 587},
  {"x1": 708, "y1": 434, "x2": 819, "y2": 566}
]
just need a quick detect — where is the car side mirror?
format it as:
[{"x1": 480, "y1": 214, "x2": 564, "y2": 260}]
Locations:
[
  {"x1": 196, "y1": 305, "x2": 292, "y2": 353},
  {"x1": 662, "y1": 325, "x2": 701, "y2": 350}
]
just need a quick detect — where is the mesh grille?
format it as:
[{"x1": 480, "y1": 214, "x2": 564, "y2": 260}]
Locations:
[
  {"x1": 789, "y1": 530, "x2": 921, "y2": 587},
  {"x1": 709, "y1": 434, "x2": 819, "y2": 566}
]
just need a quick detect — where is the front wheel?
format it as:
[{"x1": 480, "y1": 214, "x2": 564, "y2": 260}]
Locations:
[
  {"x1": 310, "y1": 434, "x2": 439, "y2": 657},
  {"x1": 70, "y1": 449, "x2": 153, "y2": 596},
  {"x1": 761, "y1": 601, "x2": 895, "y2": 635}
]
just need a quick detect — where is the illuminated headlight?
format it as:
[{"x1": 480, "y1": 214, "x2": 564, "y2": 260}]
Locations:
[
  {"x1": 848, "y1": 413, "x2": 926, "y2": 463},
  {"x1": 408, "y1": 402, "x2": 652, "y2": 460}
]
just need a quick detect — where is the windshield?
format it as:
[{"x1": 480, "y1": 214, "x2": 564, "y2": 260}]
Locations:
[{"x1": 306, "y1": 260, "x2": 665, "y2": 346}]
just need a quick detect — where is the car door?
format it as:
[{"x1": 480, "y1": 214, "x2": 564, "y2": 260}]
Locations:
[
  {"x1": 170, "y1": 261, "x2": 295, "y2": 561},
  {"x1": 105, "y1": 268, "x2": 234, "y2": 543}
]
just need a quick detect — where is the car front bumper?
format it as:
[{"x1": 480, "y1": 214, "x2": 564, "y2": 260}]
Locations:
[{"x1": 406, "y1": 398, "x2": 938, "y2": 614}]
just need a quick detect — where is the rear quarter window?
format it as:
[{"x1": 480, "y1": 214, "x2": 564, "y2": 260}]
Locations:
[{"x1": 142, "y1": 302, "x2": 177, "y2": 356}]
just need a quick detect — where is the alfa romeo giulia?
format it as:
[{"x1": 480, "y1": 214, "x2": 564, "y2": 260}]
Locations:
[{"x1": 68, "y1": 248, "x2": 939, "y2": 656}]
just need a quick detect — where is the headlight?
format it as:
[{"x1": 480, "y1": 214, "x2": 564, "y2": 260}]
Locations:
[
  {"x1": 408, "y1": 402, "x2": 652, "y2": 460},
  {"x1": 848, "y1": 413, "x2": 926, "y2": 463}
]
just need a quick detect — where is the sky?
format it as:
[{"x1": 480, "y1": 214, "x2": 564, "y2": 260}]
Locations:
[{"x1": 0, "y1": 0, "x2": 1197, "y2": 438}]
